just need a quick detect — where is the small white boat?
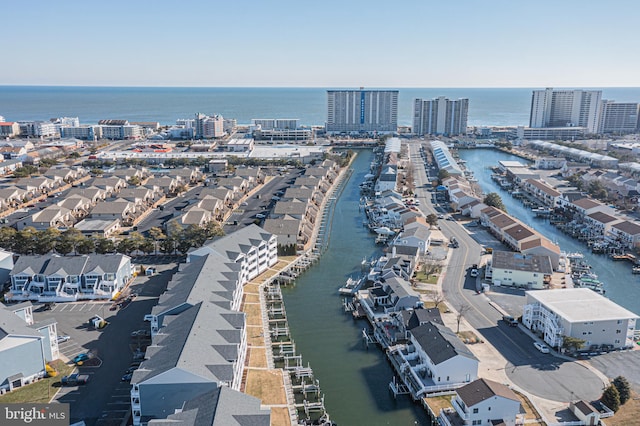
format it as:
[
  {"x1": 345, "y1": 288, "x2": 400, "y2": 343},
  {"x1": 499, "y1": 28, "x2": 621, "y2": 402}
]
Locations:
[{"x1": 339, "y1": 276, "x2": 365, "y2": 295}]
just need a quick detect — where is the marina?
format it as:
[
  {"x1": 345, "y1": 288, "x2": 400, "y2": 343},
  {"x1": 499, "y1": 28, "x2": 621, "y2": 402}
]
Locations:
[{"x1": 458, "y1": 148, "x2": 640, "y2": 316}]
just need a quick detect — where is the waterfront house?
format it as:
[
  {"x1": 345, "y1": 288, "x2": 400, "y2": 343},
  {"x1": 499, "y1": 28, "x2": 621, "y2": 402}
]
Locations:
[
  {"x1": 284, "y1": 185, "x2": 321, "y2": 205},
  {"x1": 295, "y1": 175, "x2": 329, "y2": 193},
  {"x1": 569, "y1": 198, "x2": 610, "y2": 219},
  {"x1": 145, "y1": 387, "x2": 270, "y2": 426},
  {"x1": 522, "y1": 178, "x2": 561, "y2": 208},
  {"x1": 460, "y1": 199, "x2": 487, "y2": 218},
  {"x1": 387, "y1": 321, "x2": 478, "y2": 399},
  {"x1": 356, "y1": 276, "x2": 422, "y2": 321},
  {"x1": 608, "y1": 220, "x2": 640, "y2": 249},
  {"x1": 439, "y1": 378, "x2": 523, "y2": 426},
  {"x1": 262, "y1": 218, "x2": 306, "y2": 252},
  {"x1": 392, "y1": 219, "x2": 431, "y2": 257},
  {"x1": 131, "y1": 301, "x2": 247, "y2": 425},
  {"x1": 272, "y1": 198, "x2": 318, "y2": 225},
  {"x1": 17, "y1": 205, "x2": 74, "y2": 231},
  {"x1": 188, "y1": 224, "x2": 278, "y2": 284},
  {"x1": 584, "y1": 211, "x2": 623, "y2": 236},
  {"x1": 489, "y1": 250, "x2": 553, "y2": 290},
  {"x1": 522, "y1": 288, "x2": 638, "y2": 350},
  {"x1": 376, "y1": 308, "x2": 444, "y2": 348},
  {"x1": 375, "y1": 164, "x2": 398, "y2": 193},
  {"x1": 6, "y1": 254, "x2": 132, "y2": 302}
]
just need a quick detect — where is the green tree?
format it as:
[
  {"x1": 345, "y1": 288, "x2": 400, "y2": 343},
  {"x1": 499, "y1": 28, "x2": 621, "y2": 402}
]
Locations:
[
  {"x1": 116, "y1": 238, "x2": 136, "y2": 255},
  {"x1": 13, "y1": 165, "x2": 39, "y2": 178},
  {"x1": 148, "y1": 227, "x2": 166, "y2": 254},
  {"x1": 601, "y1": 384, "x2": 620, "y2": 412},
  {"x1": 613, "y1": 376, "x2": 631, "y2": 405},
  {"x1": 76, "y1": 237, "x2": 96, "y2": 255},
  {"x1": 159, "y1": 237, "x2": 176, "y2": 254},
  {"x1": 13, "y1": 227, "x2": 38, "y2": 254},
  {"x1": 127, "y1": 232, "x2": 146, "y2": 255},
  {"x1": 128, "y1": 176, "x2": 141, "y2": 186},
  {"x1": 140, "y1": 238, "x2": 156, "y2": 255},
  {"x1": 60, "y1": 228, "x2": 85, "y2": 255},
  {"x1": 425, "y1": 213, "x2": 439, "y2": 227},
  {"x1": 483, "y1": 192, "x2": 507, "y2": 212},
  {"x1": 95, "y1": 237, "x2": 115, "y2": 254},
  {"x1": 35, "y1": 228, "x2": 61, "y2": 254},
  {"x1": 0, "y1": 226, "x2": 16, "y2": 249},
  {"x1": 561, "y1": 335, "x2": 586, "y2": 353},
  {"x1": 588, "y1": 181, "x2": 608, "y2": 200}
]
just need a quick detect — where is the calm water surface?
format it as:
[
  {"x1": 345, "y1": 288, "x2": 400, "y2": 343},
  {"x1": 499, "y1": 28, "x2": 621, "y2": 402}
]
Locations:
[{"x1": 282, "y1": 150, "x2": 432, "y2": 425}]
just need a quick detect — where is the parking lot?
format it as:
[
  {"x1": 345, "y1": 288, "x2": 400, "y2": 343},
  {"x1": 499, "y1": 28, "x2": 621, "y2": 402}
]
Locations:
[{"x1": 32, "y1": 260, "x2": 178, "y2": 426}]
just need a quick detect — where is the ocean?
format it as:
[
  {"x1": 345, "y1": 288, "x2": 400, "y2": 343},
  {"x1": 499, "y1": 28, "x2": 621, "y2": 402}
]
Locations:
[{"x1": 2, "y1": 86, "x2": 640, "y2": 128}]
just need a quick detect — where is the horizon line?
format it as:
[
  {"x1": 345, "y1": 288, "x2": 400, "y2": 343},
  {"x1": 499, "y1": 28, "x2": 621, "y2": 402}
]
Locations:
[{"x1": 2, "y1": 84, "x2": 640, "y2": 90}]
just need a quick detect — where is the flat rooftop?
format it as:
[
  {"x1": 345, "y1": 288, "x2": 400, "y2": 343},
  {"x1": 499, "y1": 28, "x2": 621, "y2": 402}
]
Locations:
[{"x1": 526, "y1": 288, "x2": 639, "y2": 323}]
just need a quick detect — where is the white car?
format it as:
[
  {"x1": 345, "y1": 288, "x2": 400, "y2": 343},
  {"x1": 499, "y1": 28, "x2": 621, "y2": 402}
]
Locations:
[
  {"x1": 534, "y1": 342, "x2": 550, "y2": 353},
  {"x1": 57, "y1": 335, "x2": 71, "y2": 344}
]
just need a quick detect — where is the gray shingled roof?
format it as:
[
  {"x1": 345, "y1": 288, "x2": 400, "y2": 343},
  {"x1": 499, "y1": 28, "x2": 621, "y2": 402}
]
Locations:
[
  {"x1": 456, "y1": 378, "x2": 519, "y2": 407},
  {"x1": 410, "y1": 322, "x2": 478, "y2": 365}
]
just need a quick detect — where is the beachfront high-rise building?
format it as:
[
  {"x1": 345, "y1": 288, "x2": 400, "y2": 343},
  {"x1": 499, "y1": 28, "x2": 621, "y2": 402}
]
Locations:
[
  {"x1": 195, "y1": 113, "x2": 225, "y2": 139},
  {"x1": 413, "y1": 97, "x2": 469, "y2": 136},
  {"x1": 598, "y1": 100, "x2": 640, "y2": 134},
  {"x1": 529, "y1": 88, "x2": 602, "y2": 134},
  {"x1": 326, "y1": 89, "x2": 398, "y2": 134}
]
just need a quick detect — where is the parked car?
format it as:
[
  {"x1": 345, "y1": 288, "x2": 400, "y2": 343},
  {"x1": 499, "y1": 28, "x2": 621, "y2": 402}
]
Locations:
[
  {"x1": 72, "y1": 353, "x2": 91, "y2": 365},
  {"x1": 125, "y1": 366, "x2": 138, "y2": 374},
  {"x1": 56, "y1": 335, "x2": 71, "y2": 344},
  {"x1": 502, "y1": 315, "x2": 518, "y2": 327},
  {"x1": 121, "y1": 373, "x2": 133, "y2": 382},
  {"x1": 255, "y1": 213, "x2": 266, "y2": 219},
  {"x1": 130, "y1": 329, "x2": 150, "y2": 338},
  {"x1": 534, "y1": 342, "x2": 550, "y2": 353},
  {"x1": 61, "y1": 374, "x2": 89, "y2": 386}
]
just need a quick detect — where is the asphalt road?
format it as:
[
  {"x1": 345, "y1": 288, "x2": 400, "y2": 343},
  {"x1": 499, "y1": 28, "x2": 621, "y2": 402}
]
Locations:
[
  {"x1": 33, "y1": 261, "x2": 178, "y2": 426},
  {"x1": 408, "y1": 141, "x2": 605, "y2": 402}
]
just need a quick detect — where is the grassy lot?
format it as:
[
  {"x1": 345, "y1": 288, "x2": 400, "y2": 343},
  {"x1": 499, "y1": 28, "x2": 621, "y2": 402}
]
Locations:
[
  {"x1": 245, "y1": 369, "x2": 287, "y2": 405},
  {"x1": 0, "y1": 360, "x2": 73, "y2": 404},
  {"x1": 415, "y1": 271, "x2": 439, "y2": 284},
  {"x1": 248, "y1": 347, "x2": 267, "y2": 369},
  {"x1": 270, "y1": 407, "x2": 291, "y2": 426},
  {"x1": 606, "y1": 389, "x2": 640, "y2": 425},
  {"x1": 457, "y1": 330, "x2": 483, "y2": 344},
  {"x1": 513, "y1": 389, "x2": 544, "y2": 423}
]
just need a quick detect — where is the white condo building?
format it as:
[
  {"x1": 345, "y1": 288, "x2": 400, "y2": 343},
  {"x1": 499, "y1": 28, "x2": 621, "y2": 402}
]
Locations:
[
  {"x1": 413, "y1": 97, "x2": 469, "y2": 136},
  {"x1": 599, "y1": 100, "x2": 639, "y2": 134},
  {"x1": 326, "y1": 89, "x2": 398, "y2": 133},
  {"x1": 522, "y1": 288, "x2": 638, "y2": 350},
  {"x1": 529, "y1": 88, "x2": 602, "y2": 134}
]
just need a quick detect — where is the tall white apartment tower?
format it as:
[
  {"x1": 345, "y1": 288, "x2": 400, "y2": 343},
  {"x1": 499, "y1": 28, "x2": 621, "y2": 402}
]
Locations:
[
  {"x1": 195, "y1": 113, "x2": 225, "y2": 139},
  {"x1": 326, "y1": 89, "x2": 398, "y2": 133},
  {"x1": 599, "y1": 100, "x2": 640, "y2": 134},
  {"x1": 529, "y1": 88, "x2": 602, "y2": 134},
  {"x1": 413, "y1": 97, "x2": 469, "y2": 136}
]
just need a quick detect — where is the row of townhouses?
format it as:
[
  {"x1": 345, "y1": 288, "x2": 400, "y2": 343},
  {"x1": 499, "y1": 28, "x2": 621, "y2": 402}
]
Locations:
[
  {"x1": 131, "y1": 225, "x2": 277, "y2": 425},
  {"x1": 262, "y1": 159, "x2": 339, "y2": 252}
]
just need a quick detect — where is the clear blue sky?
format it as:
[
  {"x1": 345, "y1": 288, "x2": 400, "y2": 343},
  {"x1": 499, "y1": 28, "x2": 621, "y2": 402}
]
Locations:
[{"x1": 2, "y1": 0, "x2": 638, "y2": 87}]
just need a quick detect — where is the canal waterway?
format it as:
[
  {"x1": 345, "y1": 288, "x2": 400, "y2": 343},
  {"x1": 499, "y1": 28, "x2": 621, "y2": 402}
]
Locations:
[
  {"x1": 458, "y1": 148, "x2": 640, "y2": 317},
  {"x1": 281, "y1": 149, "x2": 431, "y2": 425}
]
